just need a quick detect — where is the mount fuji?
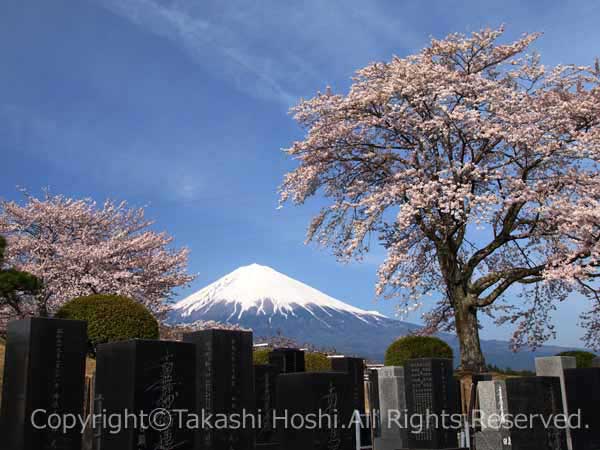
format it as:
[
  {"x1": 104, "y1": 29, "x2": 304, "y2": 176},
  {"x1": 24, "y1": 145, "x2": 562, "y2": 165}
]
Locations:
[{"x1": 168, "y1": 263, "x2": 574, "y2": 369}]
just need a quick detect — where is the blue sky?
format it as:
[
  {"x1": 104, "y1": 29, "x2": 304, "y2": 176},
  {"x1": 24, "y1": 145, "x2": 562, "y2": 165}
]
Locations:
[{"x1": 1, "y1": 0, "x2": 598, "y2": 347}]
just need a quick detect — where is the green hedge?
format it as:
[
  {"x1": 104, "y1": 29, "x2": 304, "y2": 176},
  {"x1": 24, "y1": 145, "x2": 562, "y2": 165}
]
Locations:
[
  {"x1": 306, "y1": 352, "x2": 331, "y2": 371},
  {"x1": 385, "y1": 335, "x2": 453, "y2": 366},
  {"x1": 252, "y1": 349, "x2": 331, "y2": 371},
  {"x1": 556, "y1": 351, "x2": 597, "y2": 369},
  {"x1": 253, "y1": 348, "x2": 270, "y2": 365},
  {"x1": 55, "y1": 294, "x2": 159, "y2": 356}
]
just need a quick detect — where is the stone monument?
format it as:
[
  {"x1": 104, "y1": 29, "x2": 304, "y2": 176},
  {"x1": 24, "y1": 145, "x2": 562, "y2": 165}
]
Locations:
[
  {"x1": 276, "y1": 372, "x2": 353, "y2": 450},
  {"x1": 183, "y1": 329, "x2": 254, "y2": 450},
  {"x1": 564, "y1": 368, "x2": 600, "y2": 450},
  {"x1": 0, "y1": 317, "x2": 87, "y2": 450},
  {"x1": 94, "y1": 339, "x2": 196, "y2": 450},
  {"x1": 536, "y1": 356, "x2": 577, "y2": 450}
]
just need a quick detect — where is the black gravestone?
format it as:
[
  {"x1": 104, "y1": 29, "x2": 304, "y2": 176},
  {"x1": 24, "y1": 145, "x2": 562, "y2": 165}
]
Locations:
[
  {"x1": 0, "y1": 317, "x2": 87, "y2": 450},
  {"x1": 94, "y1": 339, "x2": 196, "y2": 450},
  {"x1": 276, "y1": 372, "x2": 354, "y2": 450},
  {"x1": 367, "y1": 368, "x2": 381, "y2": 439},
  {"x1": 268, "y1": 348, "x2": 305, "y2": 373},
  {"x1": 476, "y1": 377, "x2": 567, "y2": 450},
  {"x1": 330, "y1": 357, "x2": 366, "y2": 413},
  {"x1": 255, "y1": 364, "x2": 280, "y2": 445},
  {"x1": 404, "y1": 358, "x2": 460, "y2": 449},
  {"x1": 183, "y1": 329, "x2": 254, "y2": 450},
  {"x1": 564, "y1": 368, "x2": 600, "y2": 450}
]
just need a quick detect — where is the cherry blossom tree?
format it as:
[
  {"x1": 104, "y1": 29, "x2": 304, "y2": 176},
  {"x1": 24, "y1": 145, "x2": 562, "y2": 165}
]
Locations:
[
  {"x1": 0, "y1": 191, "x2": 195, "y2": 325},
  {"x1": 280, "y1": 27, "x2": 600, "y2": 372}
]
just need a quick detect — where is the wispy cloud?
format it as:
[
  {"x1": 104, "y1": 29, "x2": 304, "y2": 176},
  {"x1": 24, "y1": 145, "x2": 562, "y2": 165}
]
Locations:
[
  {"x1": 96, "y1": 0, "x2": 315, "y2": 105},
  {"x1": 95, "y1": 0, "x2": 423, "y2": 106}
]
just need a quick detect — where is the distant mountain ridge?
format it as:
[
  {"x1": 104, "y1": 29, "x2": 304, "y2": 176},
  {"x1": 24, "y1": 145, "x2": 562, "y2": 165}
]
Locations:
[{"x1": 168, "y1": 263, "x2": 575, "y2": 369}]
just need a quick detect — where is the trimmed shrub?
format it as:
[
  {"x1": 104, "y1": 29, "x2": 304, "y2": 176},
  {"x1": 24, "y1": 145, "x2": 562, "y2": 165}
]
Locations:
[
  {"x1": 556, "y1": 351, "x2": 597, "y2": 368},
  {"x1": 253, "y1": 348, "x2": 270, "y2": 365},
  {"x1": 306, "y1": 352, "x2": 331, "y2": 372},
  {"x1": 55, "y1": 294, "x2": 159, "y2": 356},
  {"x1": 385, "y1": 335, "x2": 453, "y2": 366}
]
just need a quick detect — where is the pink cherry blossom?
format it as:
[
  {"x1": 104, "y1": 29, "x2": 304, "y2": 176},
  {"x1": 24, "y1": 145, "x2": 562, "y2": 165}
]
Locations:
[
  {"x1": 280, "y1": 27, "x2": 600, "y2": 370},
  {"x1": 0, "y1": 190, "x2": 195, "y2": 328}
]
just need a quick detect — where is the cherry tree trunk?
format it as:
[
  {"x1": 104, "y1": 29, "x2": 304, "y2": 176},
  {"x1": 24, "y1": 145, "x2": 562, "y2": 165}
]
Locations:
[
  {"x1": 454, "y1": 300, "x2": 486, "y2": 373},
  {"x1": 454, "y1": 299, "x2": 486, "y2": 415}
]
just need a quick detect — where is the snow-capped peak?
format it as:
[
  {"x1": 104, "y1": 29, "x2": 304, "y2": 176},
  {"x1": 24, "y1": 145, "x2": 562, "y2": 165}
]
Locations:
[{"x1": 172, "y1": 263, "x2": 386, "y2": 321}]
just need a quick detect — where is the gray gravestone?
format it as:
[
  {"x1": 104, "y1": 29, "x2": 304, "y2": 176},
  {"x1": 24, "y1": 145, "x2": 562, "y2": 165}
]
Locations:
[
  {"x1": 475, "y1": 377, "x2": 567, "y2": 450},
  {"x1": 375, "y1": 366, "x2": 407, "y2": 450},
  {"x1": 0, "y1": 317, "x2": 87, "y2": 450},
  {"x1": 592, "y1": 357, "x2": 600, "y2": 368},
  {"x1": 563, "y1": 368, "x2": 600, "y2": 450},
  {"x1": 535, "y1": 356, "x2": 577, "y2": 450}
]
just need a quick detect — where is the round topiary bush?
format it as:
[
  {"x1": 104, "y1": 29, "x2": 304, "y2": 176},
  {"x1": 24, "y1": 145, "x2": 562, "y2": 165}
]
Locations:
[
  {"x1": 305, "y1": 352, "x2": 331, "y2": 372},
  {"x1": 556, "y1": 351, "x2": 597, "y2": 368},
  {"x1": 55, "y1": 294, "x2": 159, "y2": 356},
  {"x1": 385, "y1": 335, "x2": 453, "y2": 366}
]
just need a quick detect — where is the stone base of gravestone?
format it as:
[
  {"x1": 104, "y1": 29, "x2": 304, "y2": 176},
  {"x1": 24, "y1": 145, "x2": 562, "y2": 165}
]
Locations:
[
  {"x1": 0, "y1": 317, "x2": 87, "y2": 450},
  {"x1": 95, "y1": 339, "x2": 196, "y2": 450},
  {"x1": 255, "y1": 443, "x2": 281, "y2": 450},
  {"x1": 474, "y1": 429, "x2": 503, "y2": 450},
  {"x1": 277, "y1": 372, "x2": 354, "y2": 450},
  {"x1": 564, "y1": 368, "x2": 600, "y2": 450}
]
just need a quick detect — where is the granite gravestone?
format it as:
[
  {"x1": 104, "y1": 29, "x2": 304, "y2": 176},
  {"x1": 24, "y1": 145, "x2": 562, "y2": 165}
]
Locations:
[
  {"x1": 94, "y1": 339, "x2": 196, "y2": 450},
  {"x1": 475, "y1": 377, "x2": 568, "y2": 450},
  {"x1": 367, "y1": 368, "x2": 381, "y2": 440},
  {"x1": 563, "y1": 368, "x2": 600, "y2": 450},
  {"x1": 376, "y1": 366, "x2": 407, "y2": 450},
  {"x1": 330, "y1": 357, "x2": 369, "y2": 450},
  {"x1": 276, "y1": 372, "x2": 353, "y2": 450},
  {"x1": 536, "y1": 356, "x2": 577, "y2": 450},
  {"x1": 183, "y1": 329, "x2": 254, "y2": 450},
  {"x1": 592, "y1": 357, "x2": 600, "y2": 368},
  {"x1": 268, "y1": 348, "x2": 305, "y2": 373},
  {"x1": 404, "y1": 358, "x2": 460, "y2": 449},
  {"x1": 0, "y1": 317, "x2": 87, "y2": 450},
  {"x1": 330, "y1": 357, "x2": 366, "y2": 413},
  {"x1": 254, "y1": 364, "x2": 280, "y2": 446}
]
